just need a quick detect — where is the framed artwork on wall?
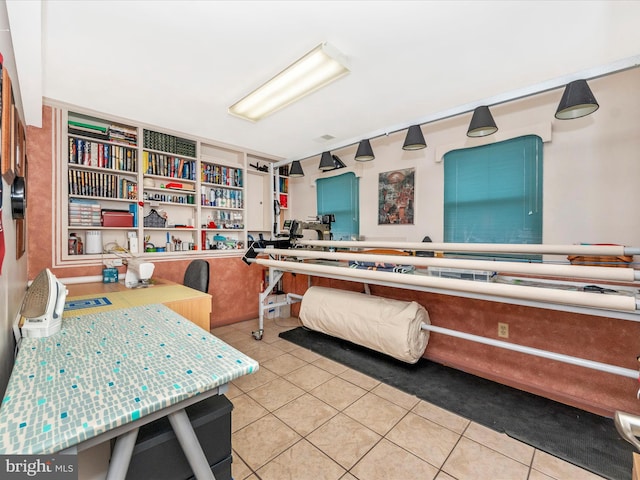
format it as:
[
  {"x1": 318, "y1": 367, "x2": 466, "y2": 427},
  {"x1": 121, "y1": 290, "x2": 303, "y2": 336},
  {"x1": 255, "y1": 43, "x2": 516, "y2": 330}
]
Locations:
[
  {"x1": 378, "y1": 168, "x2": 415, "y2": 225},
  {"x1": 14, "y1": 106, "x2": 24, "y2": 177},
  {"x1": 0, "y1": 65, "x2": 13, "y2": 184}
]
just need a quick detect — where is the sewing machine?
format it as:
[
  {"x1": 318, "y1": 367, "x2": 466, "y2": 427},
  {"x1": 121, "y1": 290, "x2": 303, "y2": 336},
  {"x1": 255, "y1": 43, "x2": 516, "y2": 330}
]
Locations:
[
  {"x1": 124, "y1": 258, "x2": 156, "y2": 288},
  {"x1": 284, "y1": 215, "x2": 334, "y2": 242}
]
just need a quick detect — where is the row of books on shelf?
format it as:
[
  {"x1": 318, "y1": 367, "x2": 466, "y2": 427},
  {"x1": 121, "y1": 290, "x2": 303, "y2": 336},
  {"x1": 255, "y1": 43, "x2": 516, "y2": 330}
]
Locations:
[
  {"x1": 278, "y1": 165, "x2": 290, "y2": 176},
  {"x1": 68, "y1": 116, "x2": 137, "y2": 146},
  {"x1": 143, "y1": 129, "x2": 196, "y2": 157},
  {"x1": 69, "y1": 137, "x2": 137, "y2": 172},
  {"x1": 143, "y1": 152, "x2": 196, "y2": 180},
  {"x1": 109, "y1": 125, "x2": 138, "y2": 146},
  {"x1": 68, "y1": 169, "x2": 138, "y2": 200},
  {"x1": 278, "y1": 177, "x2": 288, "y2": 193},
  {"x1": 201, "y1": 164, "x2": 243, "y2": 188}
]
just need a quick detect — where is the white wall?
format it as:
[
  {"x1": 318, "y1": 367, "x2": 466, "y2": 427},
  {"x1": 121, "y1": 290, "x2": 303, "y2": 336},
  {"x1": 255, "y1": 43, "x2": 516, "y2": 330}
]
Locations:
[
  {"x1": 289, "y1": 67, "x2": 640, "y2": 253},
  {"x1": 0, "y1": 0, "x2": 28, "y2": 397}
]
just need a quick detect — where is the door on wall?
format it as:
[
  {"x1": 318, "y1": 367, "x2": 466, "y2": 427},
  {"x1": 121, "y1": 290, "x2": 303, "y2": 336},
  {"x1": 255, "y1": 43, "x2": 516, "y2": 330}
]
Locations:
[
  {"x1": 316, "y1": 172, "x2": 359, "y2": 241},
  {"x1": 246, "y1": 171, "x2": 270, "y2": 231}
]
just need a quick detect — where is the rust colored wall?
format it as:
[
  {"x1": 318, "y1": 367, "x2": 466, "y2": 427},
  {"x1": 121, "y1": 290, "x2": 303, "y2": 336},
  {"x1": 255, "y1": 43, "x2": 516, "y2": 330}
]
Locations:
[
  {"x1": 26, "y1": 106, "x2": 54, "y2": 279},
  {"x1": 282, "y1": 273, "x2": 640, "y2": 417},
  {"x1": 25, "y1": 106, "x2": 264, "y2": 330}
]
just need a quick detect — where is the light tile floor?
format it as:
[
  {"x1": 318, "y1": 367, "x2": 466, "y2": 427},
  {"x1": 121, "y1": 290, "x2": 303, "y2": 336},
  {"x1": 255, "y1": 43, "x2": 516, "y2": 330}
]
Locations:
[{"x1": 212, "y1": 317, "x2": 607, "y2": 480}]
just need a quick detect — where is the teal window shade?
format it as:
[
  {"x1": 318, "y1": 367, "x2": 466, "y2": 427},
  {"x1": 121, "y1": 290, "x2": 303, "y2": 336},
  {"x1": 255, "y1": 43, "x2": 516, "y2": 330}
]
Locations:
[
  {"x1": 316, "y1": 172, "x2": 359, "y2": 240},
  {"x1": 444, "y1": 135, "x2": 543, "y2": 252}
]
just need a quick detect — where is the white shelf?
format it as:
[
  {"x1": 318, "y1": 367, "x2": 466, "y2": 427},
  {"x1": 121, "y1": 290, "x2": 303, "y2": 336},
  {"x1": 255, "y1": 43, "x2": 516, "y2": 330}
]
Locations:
[{"x1": 59, "y1": 107, "x2": 254, "y2": 264}]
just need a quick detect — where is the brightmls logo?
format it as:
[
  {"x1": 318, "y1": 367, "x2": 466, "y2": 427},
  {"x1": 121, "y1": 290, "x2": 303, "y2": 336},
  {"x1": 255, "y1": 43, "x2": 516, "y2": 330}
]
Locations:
[{"x1": 0, "y1": 455, "x2": 77, "y2": 479}]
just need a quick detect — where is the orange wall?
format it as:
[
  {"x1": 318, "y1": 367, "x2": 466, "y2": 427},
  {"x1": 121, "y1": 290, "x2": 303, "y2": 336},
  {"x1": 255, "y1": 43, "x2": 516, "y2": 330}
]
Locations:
[
  {"x1": 25, "y1": 106, "x2": 263, "y2": 329},
  {"x1": 283, "y1": 273, "x2": 640, "y2": 418}
]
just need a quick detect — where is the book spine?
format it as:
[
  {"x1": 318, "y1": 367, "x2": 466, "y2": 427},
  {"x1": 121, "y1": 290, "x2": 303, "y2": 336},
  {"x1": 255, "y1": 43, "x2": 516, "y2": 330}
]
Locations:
[
  {"x1": 69, "y1": 137, "x2": 76, "y2": 163},
  {"x1": 104, "y1": 144, "x2": 110, "y2": 169},
  {"x1": 90, "y1": 142, "x2": 98, "y2": 167}
]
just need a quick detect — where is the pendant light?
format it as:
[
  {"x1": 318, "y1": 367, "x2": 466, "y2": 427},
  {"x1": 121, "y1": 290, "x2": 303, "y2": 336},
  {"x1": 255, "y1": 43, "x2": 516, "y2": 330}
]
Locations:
[
  {"x1": 319, "y1": 151, "x2": 335, "y2": 171},
  {"x1": 467, "y1": 106, "x2": 498, "y2": 137},
  {"x1": 402, "y1": 125, "x2": 427, "y2": 150},
  {"x1": 555, "y1": 79, "x2": 599, "y2": 120},
  {"x1": 355, "y1": 139, "x2": 375, "y2": 161},
  {"x1": 289, "y1": 160, "x2": 304, "y2": 177}
]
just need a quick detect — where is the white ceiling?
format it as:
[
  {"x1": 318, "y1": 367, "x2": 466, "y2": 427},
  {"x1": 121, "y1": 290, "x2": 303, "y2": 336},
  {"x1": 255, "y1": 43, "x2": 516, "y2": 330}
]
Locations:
[{"x1": 10, "y1": 1, "x2": 640, "y2": 161}]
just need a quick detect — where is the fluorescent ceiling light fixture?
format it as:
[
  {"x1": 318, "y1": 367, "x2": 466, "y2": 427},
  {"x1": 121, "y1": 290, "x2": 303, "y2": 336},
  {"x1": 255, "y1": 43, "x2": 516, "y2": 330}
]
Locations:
[{"x1": 228, "y1": 42, "x2": 350, "y2": 122}]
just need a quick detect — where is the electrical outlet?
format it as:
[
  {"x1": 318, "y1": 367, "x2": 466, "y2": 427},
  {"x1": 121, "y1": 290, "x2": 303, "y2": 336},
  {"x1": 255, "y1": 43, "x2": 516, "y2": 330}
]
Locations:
[
  {"x1": 498, "y1": 322, "x2": 509, "y2": 338},
  {"x1": 112, "y1": 258, "x2": 123, "y2": 267}
]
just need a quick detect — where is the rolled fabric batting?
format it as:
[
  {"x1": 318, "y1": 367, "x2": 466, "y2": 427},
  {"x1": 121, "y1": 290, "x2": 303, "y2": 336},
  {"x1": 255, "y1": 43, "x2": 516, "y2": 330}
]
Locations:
[{"x1": 299, "y1": 286, "x2": 430, "y2": 364}]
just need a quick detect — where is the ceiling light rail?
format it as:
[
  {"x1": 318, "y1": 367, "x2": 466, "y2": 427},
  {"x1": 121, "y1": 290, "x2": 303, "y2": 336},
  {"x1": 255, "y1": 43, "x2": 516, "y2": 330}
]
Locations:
[{"x1": 275, "y1": 54, "x2": 640, "y2": 172}]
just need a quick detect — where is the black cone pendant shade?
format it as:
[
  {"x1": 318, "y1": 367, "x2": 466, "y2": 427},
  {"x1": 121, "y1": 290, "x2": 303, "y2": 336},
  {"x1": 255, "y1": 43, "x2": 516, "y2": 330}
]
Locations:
[
  {"x1": 289, "y1": 160, "x2": 304, "y2": 177},
  {"x1": 555, "y1": 79, "x2": 599, "y2": 120},
  {"x1": 355, "y1": 139, "x2": 375, "y2": 161},
  {"x1": 467, "y1": 106, "x2": 498, "y2": 137},
  {"x1": 319, "y1": 151, "x2": 335, "y2": 171},
  {"x1": 402, "y1": 125, "x2": 427, "y2": 150}
]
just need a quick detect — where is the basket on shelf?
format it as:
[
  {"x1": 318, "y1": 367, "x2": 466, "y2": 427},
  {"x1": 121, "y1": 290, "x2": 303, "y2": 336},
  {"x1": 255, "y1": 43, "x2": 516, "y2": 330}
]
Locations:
[{"x1": 143, "y1": 209, "x2": 167, "y2": 228}]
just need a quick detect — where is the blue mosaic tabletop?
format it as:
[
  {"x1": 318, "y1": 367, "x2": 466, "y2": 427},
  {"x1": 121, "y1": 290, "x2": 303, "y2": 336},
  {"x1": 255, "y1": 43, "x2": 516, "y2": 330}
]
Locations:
[{"x1": 0, "y1": 304, "x2": 259, "y2": 454}]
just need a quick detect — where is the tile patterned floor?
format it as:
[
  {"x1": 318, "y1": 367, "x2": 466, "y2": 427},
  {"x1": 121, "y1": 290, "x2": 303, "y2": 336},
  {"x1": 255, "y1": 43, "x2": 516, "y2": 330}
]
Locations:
[{"x1": 212, "y1": 317, "x2": 606, "y2": 480}]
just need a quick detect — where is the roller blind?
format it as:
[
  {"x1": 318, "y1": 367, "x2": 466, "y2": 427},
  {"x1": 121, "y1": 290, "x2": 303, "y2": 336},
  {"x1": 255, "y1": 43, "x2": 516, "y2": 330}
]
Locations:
[
  {"x1": 317, "y1": 172, "x2": 359, "y2": 240},
  {"x1": 444, "y1": 135, "x2": 543, "y2": 249}
]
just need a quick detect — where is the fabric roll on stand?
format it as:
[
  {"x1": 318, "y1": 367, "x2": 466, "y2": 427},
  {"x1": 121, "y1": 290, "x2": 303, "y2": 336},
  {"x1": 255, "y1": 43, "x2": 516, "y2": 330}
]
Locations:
[{"x1": 243, "y1": 239, "x2": 640, "y2": 378}]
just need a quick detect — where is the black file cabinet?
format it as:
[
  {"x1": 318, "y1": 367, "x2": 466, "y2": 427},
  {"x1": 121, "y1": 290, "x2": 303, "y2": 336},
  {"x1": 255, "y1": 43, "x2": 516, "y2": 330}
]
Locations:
[{"x1": 124, "y1": 394, "x2": 233, "y2": 480}]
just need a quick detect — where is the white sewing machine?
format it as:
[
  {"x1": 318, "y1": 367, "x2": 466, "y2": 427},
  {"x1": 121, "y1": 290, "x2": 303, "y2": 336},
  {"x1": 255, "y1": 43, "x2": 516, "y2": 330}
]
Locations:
[{"x1": 124, "y1": 258, "x2": 155, "y2": 288}]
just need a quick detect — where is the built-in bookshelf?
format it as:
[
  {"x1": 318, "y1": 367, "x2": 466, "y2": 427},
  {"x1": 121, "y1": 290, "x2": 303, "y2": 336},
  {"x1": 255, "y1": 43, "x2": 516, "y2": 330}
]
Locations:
[
  {"x1": 56, "y1": 106, "x2": 281, "y2": 263},
  {"x1": 65, "y1": 113, "x2": 141, "y2": 259},
  {"x1": 139, "y1": 130, "x2": 199, "y2": 253},
  {"x1": 199, "y1": 144, "x2": 245, "y2": 251}
]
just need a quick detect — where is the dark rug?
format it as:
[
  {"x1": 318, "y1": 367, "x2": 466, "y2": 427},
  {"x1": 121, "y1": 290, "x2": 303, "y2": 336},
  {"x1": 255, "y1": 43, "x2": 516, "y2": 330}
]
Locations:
[{"x1": 280, "y1": 327, "x2": 634, "y2": 480}]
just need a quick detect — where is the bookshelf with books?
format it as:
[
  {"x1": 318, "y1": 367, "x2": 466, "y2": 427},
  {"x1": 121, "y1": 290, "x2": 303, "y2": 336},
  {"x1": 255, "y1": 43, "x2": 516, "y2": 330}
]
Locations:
[
  {"x1": 277, "y1": 165, "x2": 289, "y2": 209},
  {"x1": 64, "y1": 111, "x2": 141, "y2": 260},
  {"x1": 56, "y1": 105, "x2": 279, "y2": 263},
  {"x1": 273, "y1": 164, "x2": 291, "y2": 234},
  {"x1": 141, "y1": 130, "x2": 199, "y2": 252},
  {"x1": 199, "y1": 143, "x2": 245, "y2": 250}
]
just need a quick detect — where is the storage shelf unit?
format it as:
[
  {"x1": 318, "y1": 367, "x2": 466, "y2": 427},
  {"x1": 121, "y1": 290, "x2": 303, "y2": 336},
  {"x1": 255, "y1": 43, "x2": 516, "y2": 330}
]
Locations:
[{"x1": 55, "y1": 105, "x2": 282, "y2": 265}]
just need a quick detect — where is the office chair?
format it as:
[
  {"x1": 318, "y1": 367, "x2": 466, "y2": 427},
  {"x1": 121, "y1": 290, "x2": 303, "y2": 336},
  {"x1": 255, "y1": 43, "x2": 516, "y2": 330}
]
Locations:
[{"x1": 183, "y1": 259, "x2": 210, "y2": 293}]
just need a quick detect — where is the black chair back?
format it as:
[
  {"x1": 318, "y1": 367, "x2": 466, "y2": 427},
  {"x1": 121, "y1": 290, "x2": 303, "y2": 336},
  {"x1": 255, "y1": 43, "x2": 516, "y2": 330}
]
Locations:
[{"x1": 183, "y1": 260, "x2": 210, "y2": 293}]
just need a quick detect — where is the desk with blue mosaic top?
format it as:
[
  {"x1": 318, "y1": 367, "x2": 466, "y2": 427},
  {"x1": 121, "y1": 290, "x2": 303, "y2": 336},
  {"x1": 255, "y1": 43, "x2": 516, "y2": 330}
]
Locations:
[{"x1": 0, "y1": 303, "x2": 258, "y2": 479}]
